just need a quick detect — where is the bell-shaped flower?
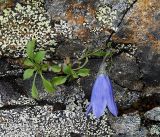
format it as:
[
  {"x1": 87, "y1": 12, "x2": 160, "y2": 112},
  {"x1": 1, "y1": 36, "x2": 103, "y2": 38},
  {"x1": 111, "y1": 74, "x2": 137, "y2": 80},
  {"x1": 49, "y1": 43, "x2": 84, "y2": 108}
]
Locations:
[{"x1": 86, "y1": 63, "x2": 118, "y2": 118}]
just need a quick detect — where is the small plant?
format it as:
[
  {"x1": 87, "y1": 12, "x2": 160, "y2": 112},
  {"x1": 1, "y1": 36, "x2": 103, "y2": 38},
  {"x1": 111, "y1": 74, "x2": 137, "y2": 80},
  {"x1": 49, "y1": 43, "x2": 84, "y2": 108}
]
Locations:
[{"x1": 23, "y1": 39, "x2": 90, "y2": 99}]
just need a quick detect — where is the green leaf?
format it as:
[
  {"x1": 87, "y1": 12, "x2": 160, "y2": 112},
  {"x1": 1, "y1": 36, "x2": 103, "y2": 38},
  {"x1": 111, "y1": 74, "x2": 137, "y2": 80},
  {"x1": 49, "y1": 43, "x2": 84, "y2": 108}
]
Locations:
[
  {"x1": 24, "y1": 59, "x2": 34, "y2": 66},
  {"x1": 23, "y1": 69, "x2": 35, "y2": 80},
  {"x1": 72, "y1": 71, "x2": 79, "y2": 78},
  {"x1": 26, "y1": 39, "x2": 36, "y2": 59},
  {"x1": 51, "y1": 76, "x2": 67, "y2": 86},
  {"x1": 41, "y1": 75, "x2": 55, "y2": 93},
  {"x1": 62, "y1": 65, "x2": 72, "y2": 75},
  {"x1": 51, "y1": 65, "x2": 61, "y2": 73},
  {"x1": 77, "y1": 68, "x2": 90, "y2": 77},
  {"x1": 42, "y1": 64, "x2": 48, "y2": 71},
  {"x1": 31, "y1": 82, "x2": 38, "y2": 99},
  {"x1": 34, "y1": 51, "x2": 46, "y2": 63}
]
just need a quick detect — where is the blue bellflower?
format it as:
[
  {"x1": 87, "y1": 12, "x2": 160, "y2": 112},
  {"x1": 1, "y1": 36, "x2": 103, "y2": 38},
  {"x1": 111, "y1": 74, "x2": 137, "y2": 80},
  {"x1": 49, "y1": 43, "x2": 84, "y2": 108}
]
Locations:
[{"x1": 86, "y1": 63, "x2": 118, "y2": 118}]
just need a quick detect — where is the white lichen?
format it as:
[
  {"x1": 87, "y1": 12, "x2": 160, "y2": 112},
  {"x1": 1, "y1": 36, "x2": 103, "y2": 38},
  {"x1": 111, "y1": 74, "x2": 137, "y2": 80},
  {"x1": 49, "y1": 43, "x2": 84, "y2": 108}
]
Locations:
[
  {"x1": 150, "y1": 125, "x2": 160, "y2": 135},
  {"x1": 0, "y1": 0, "x2": 57, "y2": 58},
  {"x1": 96, "y1": 5, "x2": 118, "y2": 31}
]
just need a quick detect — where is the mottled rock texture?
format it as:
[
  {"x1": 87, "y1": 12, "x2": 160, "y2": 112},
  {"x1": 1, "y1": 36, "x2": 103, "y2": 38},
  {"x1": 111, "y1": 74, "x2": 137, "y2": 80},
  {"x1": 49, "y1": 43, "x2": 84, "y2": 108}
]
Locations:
[
  {"x1": 0, "y1": 0, "x2": 160, "y2": 136},
  {"x1": 112, "y1": 0, "x2": 160, "y2": 88},
  {"x1": 144, "y1": 107, "x2": 160, "y2": 122}
]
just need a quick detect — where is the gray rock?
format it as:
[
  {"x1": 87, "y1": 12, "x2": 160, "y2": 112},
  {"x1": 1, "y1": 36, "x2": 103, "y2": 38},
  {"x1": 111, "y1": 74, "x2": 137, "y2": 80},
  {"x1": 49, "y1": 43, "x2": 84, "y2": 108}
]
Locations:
[
  {"x1": 0, "y1": 105, "x2": 114, "y2": 136},
  {"x1": 0, "y1": 59, "x2": 23, "y2": 77},
  {"x1": 112, "y1": 0, "x2": 160, "y2": 88},
  {"x1": 110, "y1": 112, "x2": 148, "y2": 136},
  {"x1": 114, "y1": 84, "x2": 141, "y2": 109},
  {"x1": 0, "y1": 79, "x2": 36, "y2": 108},
  {"x1": 149, "y1": 124, "x2": 160, "y2": 136},
  {"x1": 144, "y1": 107, "x2": 160, "y2": 121},
  {"x1": 109, "y1": 53, "x2": 143, "y2": 91}
]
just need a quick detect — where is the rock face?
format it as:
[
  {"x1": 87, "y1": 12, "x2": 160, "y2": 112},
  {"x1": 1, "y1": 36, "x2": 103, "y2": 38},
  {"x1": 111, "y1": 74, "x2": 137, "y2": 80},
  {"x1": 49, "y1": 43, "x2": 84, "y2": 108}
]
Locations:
[
  {"x1": 0, "y1": 0, "x2": 57, "y2": 58},
  {"x1": 110, "y1": 53, "x2": 143, "y2": 91},
  {"x1": 112, "y1": 0, "x2": 160, "y2": 88},
  {"x1": 0, "y1": 0, "x2": 160, "y2": 136},
  {"x1": 110, "y1": 112, "x2": 148, "y2": 136},
  {"x1": 144, "y1": 107, "x2": 160, "y2": 122},
  {"x1": 0, "y1": 0, "x2": 134, "y2": 58}
]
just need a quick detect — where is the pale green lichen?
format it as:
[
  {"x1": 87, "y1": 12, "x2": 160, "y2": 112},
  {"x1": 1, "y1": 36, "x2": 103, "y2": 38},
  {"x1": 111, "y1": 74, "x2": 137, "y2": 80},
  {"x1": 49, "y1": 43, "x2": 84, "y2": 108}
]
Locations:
[
  {"x1": 150, "y1": 125, "x2": 160, "y2": 135},
  {"x1": 96, "y1": 5, "x2": 118, "y2": 31},
  {"x1": 0, "y1": 0, "x2": 57, "y2": 58}
]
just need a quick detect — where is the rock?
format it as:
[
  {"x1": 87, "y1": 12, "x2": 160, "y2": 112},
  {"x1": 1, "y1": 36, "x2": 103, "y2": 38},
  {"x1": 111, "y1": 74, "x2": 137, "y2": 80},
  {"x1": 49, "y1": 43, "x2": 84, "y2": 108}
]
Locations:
[
  {"x1": 114, "y1": 84, "x2": 141, "y2": 110},
  {"x1": 47, "y1": 0, "x2": 135, "y2": 58},
  {"x1": 144, "y1": 107, "x2": 160, "y2": 121},
  {"x1": 0, "y1": 78, "x2": 36, "y2": 108},
  {"x1": 0, "y1": 58, "x2": 23, "y2": 77},
  {"x1": 149, "y1": 124, "x2": 160, "y2": 136},
  {"x1": 109, "y1": 53, "x2": 143, "y2": 91},
  {"x1": 110, "y1": 112, "x2": 148, "y2": 136},
  {"x1": 0, "y1": 0, "x2": 57, "y2": 58},
  {"x1": 112, "y1": 0, "x2": 160, "y2": 87},
  {"x1": 143, "y1": 86, "x2": 160, "y2": 97},
  {"x1": 0, "y1": 105, "x2": 115, "y2": 136},
  {"x1": 0, "y1": 0, "x2": 135, "y2": 59}
]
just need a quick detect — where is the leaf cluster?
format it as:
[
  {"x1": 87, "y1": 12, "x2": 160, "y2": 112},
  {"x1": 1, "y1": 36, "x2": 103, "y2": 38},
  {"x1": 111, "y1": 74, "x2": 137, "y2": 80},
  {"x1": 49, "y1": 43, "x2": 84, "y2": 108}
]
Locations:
[{"x1": 23, "y1": 39, "x2": 90, "y2": 99}]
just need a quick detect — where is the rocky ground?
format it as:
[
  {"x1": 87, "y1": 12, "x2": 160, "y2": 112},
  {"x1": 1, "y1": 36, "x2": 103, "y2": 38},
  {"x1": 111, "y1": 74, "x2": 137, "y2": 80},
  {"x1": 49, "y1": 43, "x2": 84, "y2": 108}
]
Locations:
[{"x1": 0, "y1": 0, "x2": 160, "y2": 136}]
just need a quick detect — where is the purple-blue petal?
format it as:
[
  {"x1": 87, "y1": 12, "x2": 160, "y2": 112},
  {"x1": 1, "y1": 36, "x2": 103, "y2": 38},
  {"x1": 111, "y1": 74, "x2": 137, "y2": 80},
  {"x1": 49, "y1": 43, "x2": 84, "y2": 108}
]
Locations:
[
  {"x1": 86, "y1": 73, "x2": 118, "y2": 118},
  {"x1": 86, "y1": 104, "x2": 92, "y2": 115},
  {"x1": 104, "y1": 75, "x2": 118, "y2": 116},
  {"x1": 91, "y1": 74, "x2": 108, "y2": 118}
]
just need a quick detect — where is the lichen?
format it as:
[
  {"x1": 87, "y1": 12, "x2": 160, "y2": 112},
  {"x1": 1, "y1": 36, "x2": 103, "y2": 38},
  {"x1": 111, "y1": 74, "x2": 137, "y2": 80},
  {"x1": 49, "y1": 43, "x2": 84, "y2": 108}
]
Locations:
[
  {"x1": 150, "y1": 124, "x2": 160, "y2": 135},
  {"x1": 96, "y1": 5, "x2": 118, "y2": 31},
  {"x1": 0, "y1": 0, "x2": 57, "y2": 58}
]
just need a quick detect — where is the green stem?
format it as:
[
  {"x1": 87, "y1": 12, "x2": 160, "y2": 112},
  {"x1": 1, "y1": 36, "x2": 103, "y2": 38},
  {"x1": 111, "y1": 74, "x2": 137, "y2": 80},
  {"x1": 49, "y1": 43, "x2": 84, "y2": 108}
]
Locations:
[
  {"x1": 33, "y1": 71, "x2": 37, "y2": 83},
  {"x1": 73, "y1": 57, "x2": 88, "y2": 71}
]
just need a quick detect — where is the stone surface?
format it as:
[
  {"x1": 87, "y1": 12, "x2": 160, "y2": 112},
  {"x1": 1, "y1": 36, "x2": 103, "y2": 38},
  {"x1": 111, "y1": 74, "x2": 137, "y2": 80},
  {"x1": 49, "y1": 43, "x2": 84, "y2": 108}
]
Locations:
[
  {"x1": 144, "y1": 107, "x2": 160, "y2": 122},
  {"x1": 112, "y1": 0, "x2": 160, "y2": 88},
  {"x1": 109, "y1": 112, "x2": 148, "y2": 136},
  {"x1": 149, "y1": 124, "x2": 160, "y2": 136},
  {"x1": 109, "y1": 53, "x2": 143, "y2": 91},
  {"x1": 0, "y1": 0, "x2": 160, "y2": 136},
  {"x1": 0, "y1": 0, "x2": 57, "y2": 58},
  {"x1": 0, "y1": 105, "x2": 115, "y2": 136},
  {"x1": 0, "y1": 58, "x2": 23, "y2": 77},
  {"x1": 0, "y1": 0, "x2": 135, "y2": 58},
  {"x1": 0, "y1": 77, "x2": 36, "y2": 108},
  {"x1": 46, "y1": 0, "x2": 133, "y2": 43}
]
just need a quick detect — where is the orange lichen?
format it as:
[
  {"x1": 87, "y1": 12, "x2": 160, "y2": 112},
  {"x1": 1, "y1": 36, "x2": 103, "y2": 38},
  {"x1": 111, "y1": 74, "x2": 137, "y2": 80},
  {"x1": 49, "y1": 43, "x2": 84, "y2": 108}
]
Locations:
[
  {"x1": 139, "y1": 0, "x2": 150, "y2": 10},
  {"x1": 112, "y1": 0, "x2": 160, "y2": 52},
  {"x1": 65, "y1": 1, "x2": 96, "y2": 25}
]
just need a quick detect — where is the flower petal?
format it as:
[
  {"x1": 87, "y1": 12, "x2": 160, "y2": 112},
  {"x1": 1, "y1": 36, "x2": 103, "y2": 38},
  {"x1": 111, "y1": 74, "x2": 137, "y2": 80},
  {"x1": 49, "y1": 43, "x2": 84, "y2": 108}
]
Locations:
[
  {"x1": 91, "y1": 74, "x2": 108, "y2": 118},
  {"x1": 104, "y1": 75, "x2": 118, "y2": 116}
]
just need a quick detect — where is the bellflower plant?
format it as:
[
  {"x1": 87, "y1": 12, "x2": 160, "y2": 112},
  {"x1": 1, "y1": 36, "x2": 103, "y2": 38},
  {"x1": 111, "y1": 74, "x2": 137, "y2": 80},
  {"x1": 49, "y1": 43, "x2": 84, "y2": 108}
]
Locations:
[{"x1": 86, "y1": 62, "x2": 118, "y2": 118}]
